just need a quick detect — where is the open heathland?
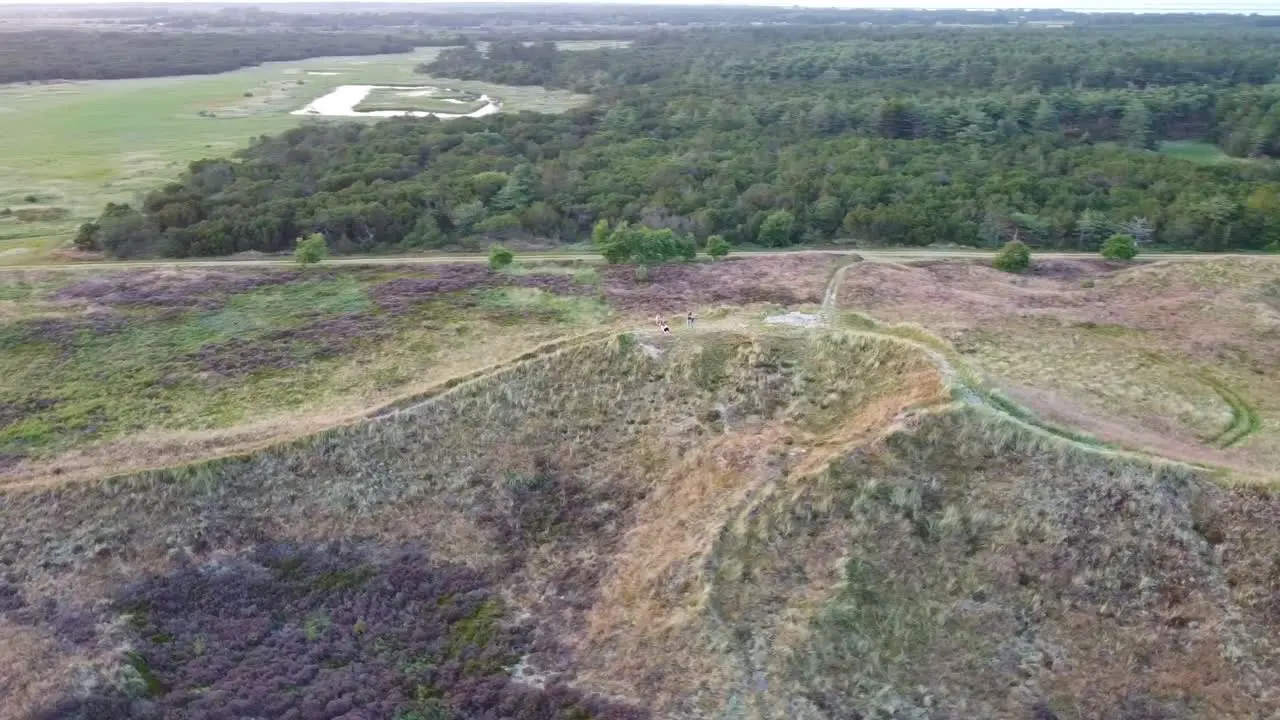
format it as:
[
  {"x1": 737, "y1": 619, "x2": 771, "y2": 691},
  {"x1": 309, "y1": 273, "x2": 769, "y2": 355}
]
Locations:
[
  {"x1": 0, "y1": 254, "x2": 838, "y2": 485},
  {"x1": 2, "y1": 304, "x2": 1280, "y2": 719},
  {"x1": 7, "y1": 7, "x2": 1280, "y2": 718},
  {"x1": 837, "y1": 256, "x2": 1280, "y2": 482}
]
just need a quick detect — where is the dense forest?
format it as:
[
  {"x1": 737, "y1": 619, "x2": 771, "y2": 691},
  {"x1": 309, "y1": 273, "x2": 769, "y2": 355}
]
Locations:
[
  {"x1": 0, "y1": 30, "x2": 445, "y2": 83},
  {"x1": 82, "y1": 6, "x2": 1280, "y2": 31},
  {"x1": 78, "y1": 19, "x2": 1280, "y2": 257}
]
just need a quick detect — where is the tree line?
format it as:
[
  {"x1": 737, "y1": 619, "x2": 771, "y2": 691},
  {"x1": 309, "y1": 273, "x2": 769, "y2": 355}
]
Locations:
[
  {"x1": 79, "y1": 21, "x2": 1280, "y2": 258},
  {"x1": 0, "y1": 30, "x2": 439, "y2": 84}
]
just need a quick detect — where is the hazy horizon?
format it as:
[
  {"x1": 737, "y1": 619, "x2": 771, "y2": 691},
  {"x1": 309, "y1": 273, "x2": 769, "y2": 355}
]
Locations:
[{"x1": 0, "y1": 0, "x2": 1277, "y2": 12}]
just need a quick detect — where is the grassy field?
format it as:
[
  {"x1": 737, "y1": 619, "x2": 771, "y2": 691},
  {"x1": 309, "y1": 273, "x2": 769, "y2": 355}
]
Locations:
[
  {"x1": 0, "y1": 46, "x2": 591, "y2": 266},
  {"x1": 1157, "y1": 140, "x2": 1251, "y2": 165}
]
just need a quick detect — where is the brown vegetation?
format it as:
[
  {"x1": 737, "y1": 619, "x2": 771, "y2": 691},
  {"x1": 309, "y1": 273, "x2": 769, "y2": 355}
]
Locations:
[
  {"x1": 4, "y1": 256, "x2": 1280, "y2": 719},
  {"x1": 839, "y1": 257, "x2": 1280, "y2": 481},
  {"x1": 2, "y1": 327, "x2": 1279, "y2": 719},
  {"x1": 1, "y1": 257, "x2": 839, "y2": 486}
]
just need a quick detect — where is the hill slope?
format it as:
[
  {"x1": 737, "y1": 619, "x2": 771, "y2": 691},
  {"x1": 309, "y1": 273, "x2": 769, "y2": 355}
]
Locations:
[{"x1": 1, "y1": 322, "x2": 1278, "y2": 719}]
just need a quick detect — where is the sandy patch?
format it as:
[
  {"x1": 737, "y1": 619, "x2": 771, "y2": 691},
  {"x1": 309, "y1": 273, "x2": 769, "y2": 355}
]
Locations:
[
  {"x1": 291, "y1": 84, "x2": 500, "y2": 119},
  {"x1": 765, "y1": 311, "x2": 822, "y2": 327}
]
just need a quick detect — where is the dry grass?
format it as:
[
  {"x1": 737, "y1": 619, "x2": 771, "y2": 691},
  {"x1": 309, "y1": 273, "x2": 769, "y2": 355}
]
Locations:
[
  {"x1": 4, "y1": 258, "x2": 1280, "y2": 718},
  {"x1": 1, "y1": 258, "x2": 840, "y2": 485},
  {"x1": 575, "y1": 332, "x2": 949, "y2": 715}
]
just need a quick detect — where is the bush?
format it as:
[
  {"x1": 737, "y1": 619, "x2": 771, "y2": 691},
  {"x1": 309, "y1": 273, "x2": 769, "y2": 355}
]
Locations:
[
  {"x1": 593, "y1": 220, "x2": 697, "y2": 266},
  {"x1": 992, "y1": 240, "x2": 1031, "y2": 273},
  {"x1": 1265, "y1": 240, "x2": 1279, "y2": 254},
  {"x1": 757, "y1": 210, "x2": 795, "y2": 247},
  {"x1": 1100, "y1": 233, "x2": 1138, "y2": 260},
  {"x1": 73, "y1": 221, "x2": 100, "y2": 251},
  {"x1": 23, "y1": 194, "x2": 38, "y2": 203},
  {"x1": 488, "y1": 245, "x2": 514, "y2": 270},
  {"x1": 1080, "y1": 278, "x2": 1095, "y2": 288},
  {"x1": 633, "y1": 265, "x2": 650, "y2": 283},
  {"x1": 294, "y1": 232, "x2": 328, "y2": 265},
  {"x1": 705, "y1": 234, "x2": 730, "y2": 260}
]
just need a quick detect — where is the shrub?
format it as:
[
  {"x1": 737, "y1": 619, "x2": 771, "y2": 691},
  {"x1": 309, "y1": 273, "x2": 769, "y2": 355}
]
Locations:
[
  {"x1": 294, "y1": 232, "x2": 328, "y2": 266},
  {"x1": 1266, "y1": 240, "x2": 1279, "y2": 254},
  {"x1": 633, "y1": 265, "x2": 649, "y2": 283},
  {"x1": 705, "y1": 234, "x2": 730, "y2": 260},
  {"x1": 1101, "y1": 233, "x2": 1138, "y2": 260},
  {"x1": 476, "y1": 213, "x2": 521, "y2": 235},
  {"x1": 593, "y1": 220, "x2": 698, "y2": 266},
  {"x1": 74, "y1": 221, "x2": 100, "y2": 251},
  {"x1": 23, "y1": 194, "x2": 38, "y2": 203},
  {"x1": 1080, "y1": 278, "x2": 1095, "y2": 289},
  {"x1": 488, "y1": 245, "x2": 514, "y2": 270},
  {"x1": 992, "y1": 240, "x2": 1031, "y2": 273},
  {"x1": 243, "y1": 91, "x2": 254, "y2": 98},
  {"x1": 757, "y1": 210, "x2": 795, "y2": 247}
]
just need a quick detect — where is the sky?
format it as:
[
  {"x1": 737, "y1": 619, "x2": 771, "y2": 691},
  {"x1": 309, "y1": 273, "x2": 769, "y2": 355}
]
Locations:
[{"x1": 0, "y1": 0, "x2": 1276, "y2": 11}]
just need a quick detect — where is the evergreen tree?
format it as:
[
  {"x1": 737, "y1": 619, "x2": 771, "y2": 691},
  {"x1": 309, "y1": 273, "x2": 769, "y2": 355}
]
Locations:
[
  {"x1": 1032, "y1": 99, "x2": 1059, "y2": 133},
  {"x1": 1075, "y1": 209, "x2": 1110, "y2": 250},
  {"x1": 492, "y1": 163, "x2": 536, "y2": 213}
]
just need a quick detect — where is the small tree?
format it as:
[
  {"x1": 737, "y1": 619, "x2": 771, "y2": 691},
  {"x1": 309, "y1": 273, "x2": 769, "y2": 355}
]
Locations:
[
  {"x1": 295, "y1": 233, "x2": 328, "y2": 266},
  {"x1": 992, "y1": 240, "x2": 1031, "y2": 273},
  {"x1": 73, "y1": 221, "x2": 100, "y2": 251},
  {"x1": 674, "y1": 233, "x2": 697, "y2": 262},
  {"x1": 1100, "y1": 233, "x2": 1138, "y2": 260},
  {"x1": 706, "y1": 234, "x2": 730, "y2": 260},
  {"x1": 488, "y1": 244, "x2": 514, "y2": 270},
  {"x1": 757, "y1": 210, "x2": 795, "y2": 247}
]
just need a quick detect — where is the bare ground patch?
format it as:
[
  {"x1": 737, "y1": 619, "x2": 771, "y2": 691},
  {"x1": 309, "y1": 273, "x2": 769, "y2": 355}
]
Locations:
[{"x1": 600, "y1": 254, "x2": 840, "y2": 314}]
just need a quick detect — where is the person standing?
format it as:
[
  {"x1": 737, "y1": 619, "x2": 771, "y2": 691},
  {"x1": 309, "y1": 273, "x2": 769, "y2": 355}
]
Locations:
[{"x1": 686, "y1": 310, "x2": 695, "y2": 327}]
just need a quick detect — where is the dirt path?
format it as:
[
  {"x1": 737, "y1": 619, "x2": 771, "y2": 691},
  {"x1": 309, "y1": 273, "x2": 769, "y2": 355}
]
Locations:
[{"x1": 3, "y1": 250, "x2": 1263, "y2": 274}]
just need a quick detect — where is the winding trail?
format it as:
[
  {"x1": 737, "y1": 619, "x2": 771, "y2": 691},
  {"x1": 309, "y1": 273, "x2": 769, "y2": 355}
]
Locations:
[{"x1": 1202, "y1": 374, "x2": 1262, "y2": 448}]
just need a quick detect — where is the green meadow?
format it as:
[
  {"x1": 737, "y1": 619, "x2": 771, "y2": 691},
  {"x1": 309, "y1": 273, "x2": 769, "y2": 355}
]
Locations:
[{"x1": 0, "y1": 46, "x2": 590, "y2": 265}]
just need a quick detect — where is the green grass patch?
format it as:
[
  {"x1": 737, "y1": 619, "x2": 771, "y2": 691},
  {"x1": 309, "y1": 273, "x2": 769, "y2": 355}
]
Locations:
[
  {"x1": 1157, "y1": 140, "x2": 1252, "y2": 165},
  {"x1": 985, "y1": 390, "x2": 1109, "y2": 448},
  {"x1": 500, "y1": 262, "x2": 600, "y2": 286},
  {"x1": 0, "y1": 268, "x2": 612, "y2": 467},
  {"x1": 1201, "y1": 374, "x2": 1261, "y2": 448},
  {"x1": 354, "y1": 86, "x2": 490, "y2": 114},
  {"x1": 475, "y1": 287, "x2": 610, "y2": 326},
  {"x1": 0, "y1": 49, "x2": 589, "y2": 265}
]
